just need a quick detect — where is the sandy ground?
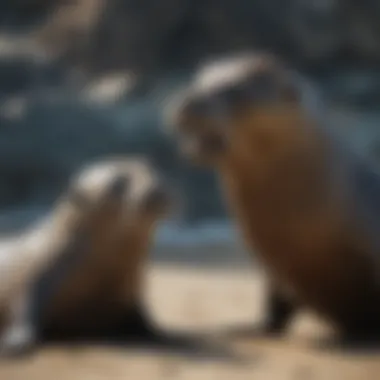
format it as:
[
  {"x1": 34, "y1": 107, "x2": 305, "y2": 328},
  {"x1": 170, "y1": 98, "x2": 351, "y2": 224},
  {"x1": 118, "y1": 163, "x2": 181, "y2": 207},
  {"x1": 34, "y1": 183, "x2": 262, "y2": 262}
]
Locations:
[{"x1": 0, "y1": 261, "x2": 379, "y2": 380}]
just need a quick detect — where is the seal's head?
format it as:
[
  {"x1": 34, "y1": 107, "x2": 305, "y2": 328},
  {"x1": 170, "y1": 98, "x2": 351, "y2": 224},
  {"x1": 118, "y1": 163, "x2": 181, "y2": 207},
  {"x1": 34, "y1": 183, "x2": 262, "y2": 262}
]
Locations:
[
  {"x1": 165, "y1": 52, "x2": 301, "y2": 166},
  {"x1": 72, "y1": 156, "x2": 171, "y2": 222},
  {"x1": 58, "y1": 157, "x2": 171, "y2": 233}
]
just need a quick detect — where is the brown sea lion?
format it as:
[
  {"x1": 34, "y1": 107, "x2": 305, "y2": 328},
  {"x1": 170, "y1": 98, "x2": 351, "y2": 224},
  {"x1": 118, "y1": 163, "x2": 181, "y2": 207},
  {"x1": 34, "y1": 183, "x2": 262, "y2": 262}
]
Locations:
[
  {"x1": 166, "y1": 52, "x2": 380, "y2": 343},
  {"x1": 0, "y1": 156, "x2": 172, "y2": 355}
]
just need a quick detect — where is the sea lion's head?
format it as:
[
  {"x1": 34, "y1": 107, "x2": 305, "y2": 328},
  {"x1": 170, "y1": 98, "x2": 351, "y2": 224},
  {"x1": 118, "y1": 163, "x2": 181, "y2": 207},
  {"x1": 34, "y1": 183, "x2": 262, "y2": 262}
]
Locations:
[
  {"x1": 165, "y1": 52, "x2": 301, "y2": 166},
  {"x1": 66, "y1": 157, "x2": 173, "y2": 230}
]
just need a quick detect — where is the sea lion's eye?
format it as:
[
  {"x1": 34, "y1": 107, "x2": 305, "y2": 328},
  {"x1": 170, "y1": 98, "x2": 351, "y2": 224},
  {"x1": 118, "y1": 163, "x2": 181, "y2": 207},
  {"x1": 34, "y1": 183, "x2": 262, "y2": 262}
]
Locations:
[
  {"x1": 107, "y1": 175, "x2": 129, "y2": 198},
  {"x1": 217, "y1": 86, "x2": 245, "y2": 104}
]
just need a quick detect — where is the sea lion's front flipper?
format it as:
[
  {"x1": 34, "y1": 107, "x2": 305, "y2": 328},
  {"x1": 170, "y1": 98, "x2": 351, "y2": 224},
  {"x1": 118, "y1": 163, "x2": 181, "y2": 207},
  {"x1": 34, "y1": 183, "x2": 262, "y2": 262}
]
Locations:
[
  {"x1": 0, "y1": 291, "x2": 38, "y2": 358},
  {"x1": 261, "y1": 281, "x2": 298, "y2": 335},
  {"x1": 222, "y1": 279, "x2": 299, "y2": 339}
]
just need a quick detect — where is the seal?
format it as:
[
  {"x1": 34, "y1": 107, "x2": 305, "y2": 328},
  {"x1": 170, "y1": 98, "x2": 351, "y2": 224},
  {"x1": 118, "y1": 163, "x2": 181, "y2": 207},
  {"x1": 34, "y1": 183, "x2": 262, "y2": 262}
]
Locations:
[
  {"x1": 0, "y1": 156, "x2": 172, "y2": 355},
  {"x1": 166, "y1": 52, "x2": 380, "y2": 343}
]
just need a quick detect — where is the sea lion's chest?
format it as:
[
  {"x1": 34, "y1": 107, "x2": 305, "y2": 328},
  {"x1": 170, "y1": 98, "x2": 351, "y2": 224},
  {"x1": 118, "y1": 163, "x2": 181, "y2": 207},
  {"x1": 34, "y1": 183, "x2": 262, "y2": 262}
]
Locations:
[
  {"x1": 53, "y1": 242, "x2": 128, "y2": 304},
  {"x1": 222, "y1": 165, "x2": 376, "y2": 307},
  {"x1": 34, "y1": 232, "x2": 146, "y2": 324},
  {"x1": 233, "y1": 190, "x2": 378, "y2": 317}
]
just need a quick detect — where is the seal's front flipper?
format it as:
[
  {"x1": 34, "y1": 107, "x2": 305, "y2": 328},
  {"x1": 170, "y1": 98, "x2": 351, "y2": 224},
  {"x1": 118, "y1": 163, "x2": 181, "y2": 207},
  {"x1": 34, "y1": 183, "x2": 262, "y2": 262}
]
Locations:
[
  {"x1": 261, "y1": 284, "x2": 298, "y2": 336},
  {"x1": 221, "y1": 281, "x2": 298, "y2": 340},
  {"x1": 0, "y1": 291, "x2": 38, "y2": 358}
]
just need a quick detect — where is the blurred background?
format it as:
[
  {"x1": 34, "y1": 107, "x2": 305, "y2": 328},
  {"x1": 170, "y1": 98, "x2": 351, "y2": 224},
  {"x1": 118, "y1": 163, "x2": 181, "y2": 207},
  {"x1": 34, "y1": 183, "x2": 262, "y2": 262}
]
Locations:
[
  {"x1": 2, "y1": 0, "x2": 380, "y2": 262},
  {"x1": 3, "y1": 1, "x2": 380, "y2": 378}
]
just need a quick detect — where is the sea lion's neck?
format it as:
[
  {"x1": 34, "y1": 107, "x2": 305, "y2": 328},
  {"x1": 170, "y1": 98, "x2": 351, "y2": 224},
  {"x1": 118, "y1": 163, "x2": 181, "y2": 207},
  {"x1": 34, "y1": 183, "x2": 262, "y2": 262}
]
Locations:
[
  {"x1": 41, "y1": 205, "x2": 82, "y2": 252},
  {"x1": 216, "y1": 115, "x2": 348, "y2": 264},
  {"x1": 218, "y1": 112, "x2": 336, "y2": 223},
  {"x1": 222, "y1": 111, "x2": 324, "y2": 185},
  {"x1": 0, "y1": 206, "x2": 83, "y2": 307}
]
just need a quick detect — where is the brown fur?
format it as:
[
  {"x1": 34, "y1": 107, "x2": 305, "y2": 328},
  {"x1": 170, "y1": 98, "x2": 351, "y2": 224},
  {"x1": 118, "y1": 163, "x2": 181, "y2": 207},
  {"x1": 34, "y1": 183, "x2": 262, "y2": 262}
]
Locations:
[
  {"x1": 35, "y1": 158, "x2": 171, "y2": 338},
  {"x1": 0, "y1": 157, "x2": 172, "y2": 353},
  {"x1": 167, "y1": 52, "x2": 380, "y2": 339},
  {"x1": 41, "y1": 221, "x2": 158, "y2": 335}
]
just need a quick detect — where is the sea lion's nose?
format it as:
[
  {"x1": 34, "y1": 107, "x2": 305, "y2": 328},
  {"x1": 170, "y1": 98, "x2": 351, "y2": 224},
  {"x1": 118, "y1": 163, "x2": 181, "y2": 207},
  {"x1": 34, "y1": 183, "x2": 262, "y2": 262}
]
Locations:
[{"x1": 145, "y1": 186, "x2": 171, "y2": 212}]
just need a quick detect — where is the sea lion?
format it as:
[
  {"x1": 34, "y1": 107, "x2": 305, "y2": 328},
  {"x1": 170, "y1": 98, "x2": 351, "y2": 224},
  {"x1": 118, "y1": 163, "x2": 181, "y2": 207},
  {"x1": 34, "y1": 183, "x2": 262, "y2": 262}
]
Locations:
[
  {"x1": 166, "y1": 51, "x2": 380, "y2": 343},
  {"x1": 0, "y1": 156, "x2": 172, "y2": 355}
]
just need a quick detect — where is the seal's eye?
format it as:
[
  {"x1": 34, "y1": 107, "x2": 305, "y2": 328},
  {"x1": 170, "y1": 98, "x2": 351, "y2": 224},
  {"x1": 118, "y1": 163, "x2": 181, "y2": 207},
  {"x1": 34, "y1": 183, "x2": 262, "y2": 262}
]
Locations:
[
  {"x1": 107, "y1": 175, "x2": 129, "y2": 198},
  {"x1": 247, "y1": 71, "x2": 279, "y2": 102},
  {"x1": 216, "y1": 85, "x2": 245, "y2": 104}
]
